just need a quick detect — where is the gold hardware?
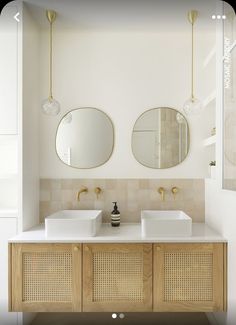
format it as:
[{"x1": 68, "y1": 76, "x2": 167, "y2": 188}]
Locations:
[
  {"x1": 94, "y1": 187, "x2": 102, "y2": 199},
  {"x1": 77, "y1": 186, "x2": 88, "y2": 201},
  {"x1": 85, "y1": 246, "x2": 90, "y2": 252},
  {"x1": 74, "y1": 246, "x2": 80, "y2": 252},
  {"x1": 171, "y1": 186, "x2": 179, "y2": 199},
  {"x1": 45, "y1": 10, "x2": 57, "y2": 101},
  {"x1": 188, "y1": 10, "x2": 198, "y2": 25},
  {"x1": 187, "y1": 10, "x2": 198, "y2": 101},
  {"x1": 46, "y1": 10, "x2": 57, "y2": 24},
  {"x1": 158, "y1": 187, "x2": 165, "y2": 201},
  {"x1": 156, "y1": 246, "x2": 161, "y2": 251}
]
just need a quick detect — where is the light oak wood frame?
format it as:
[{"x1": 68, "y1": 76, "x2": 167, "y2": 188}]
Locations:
[
  {"x1": 223, "y1": 243, "x2": 228, "y2": 311},
  {"x1": 153, "y1": 243, "x2": 226, "y2": 312},
  {"x1": 82, "y1": 243, "x2": 152, "y2": 312},
  {"x1": 9, "y1": 243, "x2": 82, "y2": 312}
]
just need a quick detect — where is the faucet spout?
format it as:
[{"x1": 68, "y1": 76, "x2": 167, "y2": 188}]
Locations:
[
  {"x1": 94, "y1": 187, "x2": 102, "y2": 199},
  {"x1": 158, "y1": 187, "x2": 165, "y2": 201},
  {"x1": 77, "y1": 186, "x2": 88, "y2": 201}
]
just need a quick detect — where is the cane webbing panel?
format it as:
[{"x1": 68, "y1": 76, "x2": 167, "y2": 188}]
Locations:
[
  {"x1": 164, "y1": 252, "x2": 213, "y2": 302},
  {"x1": 92, "y1": 251, "x2": 144, "y2": 302},
  {"x1": 23, "y1": 252, "x2": 72, "y2": 302}
]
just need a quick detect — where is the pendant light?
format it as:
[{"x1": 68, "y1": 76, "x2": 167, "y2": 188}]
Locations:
[
  {"x1": 183, "y1": 10, "x2": 202, "y2": 115},
  {"x1": 41, "y1": 10, "x2": 60, "y2": 116}
]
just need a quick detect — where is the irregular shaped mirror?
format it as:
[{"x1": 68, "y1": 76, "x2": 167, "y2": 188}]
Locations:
[
  {"x1": 56, "y1": 108, "x2": 114, "y2": 168},
  {"x1": 132, "y1": 107, "x2": 189, "y2": 169}
]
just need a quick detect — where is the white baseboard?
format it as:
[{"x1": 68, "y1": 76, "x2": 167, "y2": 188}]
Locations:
[{"x1": 206, "y1": 313, "x2": 219, "y2": 325}]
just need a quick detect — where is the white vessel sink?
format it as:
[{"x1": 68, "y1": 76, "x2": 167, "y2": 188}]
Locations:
[
  {"x1": 45, "y1": 210, "x2": 102, "y2": 238},
  {"x1": 141, "y1": 210, "x2": 192, "y2": 237}
]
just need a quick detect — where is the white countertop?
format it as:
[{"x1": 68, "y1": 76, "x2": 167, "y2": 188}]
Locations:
[
  {"x1": 0, "y1": 209, "x2": 18, "y2": 218},
  {"x1": 9, "y1": 223, "x2": 227, "y2": 243}
]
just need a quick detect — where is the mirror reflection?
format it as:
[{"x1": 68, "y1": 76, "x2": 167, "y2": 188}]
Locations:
[
  {"x1": 56, "y1": 108, "x2": 114, "y2": 168},
  {"x1": 132, "y1": 107, "x2": 189, "y2": 169}
]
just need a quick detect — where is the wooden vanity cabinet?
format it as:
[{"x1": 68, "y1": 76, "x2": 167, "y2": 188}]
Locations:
[
  {"x1": 82, "y1": 243, "x2": 152, "y2": 312},
  {"x1": 9, "y1": 242, "x2": 226, "y2": 313},
  {"x1": 9, "y1": 243, "x2": 82, "y2": 312},
  {"x1": 153, "y1": 243, "x2": 227, "y2": 312}
]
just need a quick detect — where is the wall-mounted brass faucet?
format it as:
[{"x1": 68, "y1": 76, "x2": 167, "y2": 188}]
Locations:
[
  {"x1": 94, "y1": 187, "x2": 102, "y2": 199},
  {"x1": 77, "y1": 186, "x2": 88, "y2": 201},
  {"x1": 171, "y1": 186, "x2": 179, "y2": 199},
  {"x1": 158, "y1": 187, "x2": 165, "y2": 201}
]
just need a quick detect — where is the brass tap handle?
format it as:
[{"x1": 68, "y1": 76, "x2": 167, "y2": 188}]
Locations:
[
  {"x1": 171, "y1": 186, "x2": 179, "y2": 199},
  {"x1": 94, "y1": 187, "x2": 102, "y2": 199},
  {"x1": 84, "y1": 245, "x2": 90, "y2": 252},
  {"x1": 158, "y1": 187, "x2": 165, "y2": 201},
  {"x1": 77, "y1": 186, "x2": 88, "y2": 201}
]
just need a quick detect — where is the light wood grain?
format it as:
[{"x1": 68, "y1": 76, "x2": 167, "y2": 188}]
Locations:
[
  {"x1": 8, "y1": 244, "x2": 12, "y2": 312},
  {"x1": 9, "y1": 242, "x2": 226, "y2": 313},
  {"x1": 72, "y1": 244, "x2": 82, "y2": 311},
  {"x1": 153, "y1": 243, "x2": 225, "y2": 312},
  {"x1": 11, "y1": 243, "x2": 23, "y2": 311},
  {"x1": 10, "y1": 243, "x2": 82, "y2": 312},
  {"x1": 83, "y1": 243, "x2": 152, "y2": 312},
  {"x1": 223, "y1": 243, "x2": 228, "y2": 311}
]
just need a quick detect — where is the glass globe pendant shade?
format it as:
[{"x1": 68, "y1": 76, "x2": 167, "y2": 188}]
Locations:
[
  {"x1": 183, "y1": 96, "x2": 202, "y2": 115},
  {"x1": 42, "y1": 96, "x2": 60, "y2": 116}
]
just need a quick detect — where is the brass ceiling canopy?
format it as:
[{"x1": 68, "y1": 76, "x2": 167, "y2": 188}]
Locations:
[
  {"x1": 46, "y1": 10, "x2": 57, "y2": 24},
  {"x1": 188, "y1": 10, "x2": 198, "y2": 25}
]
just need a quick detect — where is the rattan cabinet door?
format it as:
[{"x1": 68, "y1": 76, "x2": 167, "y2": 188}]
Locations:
[
  {"x1": 83, "y1": 243, "x2": 152, "y2": 312},
  {"x1": 9, "y1": 243, "x2": 81, "y2": 312},
  {"x1": 153, "y1": 243, "x2": 226, "y2": 312}
]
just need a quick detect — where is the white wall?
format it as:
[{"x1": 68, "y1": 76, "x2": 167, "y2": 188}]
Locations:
[
  {"x1": 39, "y1": 29, "x2": 215, "y2": 178},
  {"x1": 0, "y1": 3, "x2": 19, "y2": 325},
  {"x1": 0, "y1": 5, "x2": 18, "y2": 134},
  {"x1": 21, "y1": 3, "x2": 40, "y2": 231}
]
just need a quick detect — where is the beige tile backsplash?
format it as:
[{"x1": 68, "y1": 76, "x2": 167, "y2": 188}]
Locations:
[{"x1": 40, "y1": 179, "x2": 205, "y2": 223}]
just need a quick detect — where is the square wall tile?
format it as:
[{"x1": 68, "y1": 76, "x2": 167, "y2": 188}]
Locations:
[{"x1": 40, "y1": 179, "x2": 205, "y2": 223}]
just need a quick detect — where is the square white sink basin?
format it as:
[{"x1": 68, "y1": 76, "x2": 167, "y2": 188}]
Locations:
[
  {"x1": 141, "y1": 210, "x2": 192, "y2": 237},
  {"x1": 45, "y1": 210, "x2": 102, "y2": 238}
]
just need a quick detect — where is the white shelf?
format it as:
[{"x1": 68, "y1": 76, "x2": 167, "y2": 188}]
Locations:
[
  {"x1": 203, "y1": 135, "x2": 216, "y2": 147},
  {"x1": 203, "y1": 90, "x2": 216, "y2": 108},
  {"x1": 0, "y1": 209, "x2": 18, "y2": 218},
  {"x1": 0, "y1": 173, "x2": 18, "y2": 180},
  {"x1": 203, "y1": 46, "x2": 216, "y2": 68},
  {"x1": 0, "y1": 134, "x2": 18, "y2": 141}
]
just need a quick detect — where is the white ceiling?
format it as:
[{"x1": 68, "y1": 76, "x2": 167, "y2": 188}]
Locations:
[{"x1": 24, "y1": 0, "x2": 223, "y2": 32}]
